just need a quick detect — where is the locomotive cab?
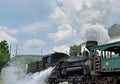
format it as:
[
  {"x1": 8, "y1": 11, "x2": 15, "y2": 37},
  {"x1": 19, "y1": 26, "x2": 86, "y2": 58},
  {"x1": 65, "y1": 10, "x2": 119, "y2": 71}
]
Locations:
[{"x1": 42, "y1": 52, "x2": 69, "y2": 69}]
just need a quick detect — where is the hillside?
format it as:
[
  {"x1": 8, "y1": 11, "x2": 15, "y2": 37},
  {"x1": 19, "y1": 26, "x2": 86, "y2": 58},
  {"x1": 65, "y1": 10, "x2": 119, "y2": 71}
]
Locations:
[
  {"x1": 11, "y1": 55, "x2": 42, "y2": 64},
  {"x1": 108, "y1": 24, "x2": 120, "y2": 38}
]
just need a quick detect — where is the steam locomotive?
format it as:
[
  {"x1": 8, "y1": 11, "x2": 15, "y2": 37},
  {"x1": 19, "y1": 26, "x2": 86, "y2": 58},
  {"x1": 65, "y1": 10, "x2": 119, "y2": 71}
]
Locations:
[{"x1": 27, "y1": 41, "x2": 120, "y2": 84}]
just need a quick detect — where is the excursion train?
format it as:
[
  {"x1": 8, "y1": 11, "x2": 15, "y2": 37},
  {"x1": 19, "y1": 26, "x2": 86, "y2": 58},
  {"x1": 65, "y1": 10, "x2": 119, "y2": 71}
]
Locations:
[{"x1": 27, "y1": 41, "x2": 120, "y2": 84}]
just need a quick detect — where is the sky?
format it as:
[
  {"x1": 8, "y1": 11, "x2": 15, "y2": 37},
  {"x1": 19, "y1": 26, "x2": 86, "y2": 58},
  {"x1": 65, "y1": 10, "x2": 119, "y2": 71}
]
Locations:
[{"x1": 0, "y1": 0, "x2": 120, "y2": 56}]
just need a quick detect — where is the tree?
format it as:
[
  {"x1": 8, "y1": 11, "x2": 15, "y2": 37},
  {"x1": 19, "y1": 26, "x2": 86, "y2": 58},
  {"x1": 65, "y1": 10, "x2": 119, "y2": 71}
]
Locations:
[
  {"x1": 108, "y1": 24, "x2": 120, "y2": 38},
  {"x1": 0, "y1": 40, "x2": 10, "y2": 72},
  {"x1": 70, "y1": 43, "x2": 85, "y2": 56},
  {"x1": 70, "y1": 44, "x2": 81, "y2": 53}
]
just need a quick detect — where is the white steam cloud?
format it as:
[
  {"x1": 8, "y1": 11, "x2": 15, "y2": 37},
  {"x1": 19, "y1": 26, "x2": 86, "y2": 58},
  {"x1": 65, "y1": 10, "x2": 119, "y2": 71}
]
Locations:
[
  {"x1": 80, "y1": 23, "x2": 110, "y2": 44},
  {"x1": 56, "y1": 0, "x2": 111, "y2": 44},
  {"x1": 78, "y1": 0, "x2": 111, "y2": 44},
  {"x1": 2, "y1": 63, "x2": 54, "y2": 84}
]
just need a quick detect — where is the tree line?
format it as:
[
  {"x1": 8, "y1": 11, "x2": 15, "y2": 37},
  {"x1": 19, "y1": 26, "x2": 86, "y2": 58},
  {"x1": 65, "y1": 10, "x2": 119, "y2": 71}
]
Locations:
[
  {"x1": 0, "y1": 40, "x2": 83, "y2": 72},
  {"x1": 0, "y1": 40, "x2": 10, "y2": 72}
]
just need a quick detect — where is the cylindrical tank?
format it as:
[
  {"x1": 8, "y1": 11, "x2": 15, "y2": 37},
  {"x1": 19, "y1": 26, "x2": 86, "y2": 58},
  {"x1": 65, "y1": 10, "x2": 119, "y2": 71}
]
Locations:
[
  {"x1": 66, "y1": 66, "x2": 83, "y2": 72},
  {"x1": 66, "y1": 66, "x2": 84, "y2": 75}
]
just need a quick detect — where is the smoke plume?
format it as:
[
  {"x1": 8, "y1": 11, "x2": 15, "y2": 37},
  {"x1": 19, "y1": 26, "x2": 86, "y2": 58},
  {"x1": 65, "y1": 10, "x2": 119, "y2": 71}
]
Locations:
[
  {"x1": 1, "y1": 63, "x2": 54, "y2": 84},
  {"x1": 80, "y1": 23, "x2": 110, "y2": 44},
  {"x1": 57, "y1": 0, "x2": 111, "y2": 44},
  {"x1": 78, "y1": 0, "x2": 111, "y2": 44}
]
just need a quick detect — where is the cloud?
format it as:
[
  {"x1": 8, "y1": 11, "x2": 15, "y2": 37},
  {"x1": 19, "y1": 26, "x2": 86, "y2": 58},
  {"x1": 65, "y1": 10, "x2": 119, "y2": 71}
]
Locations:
[
  {"x1": 0, "y1": 26, "x2": 17, "y2": 35},
  {"x1": 48, "y1": 0, "x2": 84, "y2": 27},
  {"x1": 55, "y1": 0, "x2": 83, "y2": 25},
  {"x1": 55, "y1": 0, "x2": 111, "y2": 25},
  {"x1": 53, "y1": 45, "x2": 70, "y2": 54},
  {"x1": 0, "y1": 32, "x2": 18, "y2": 44},
  {"x1": 50, "y1": 7, "x2": 69, "y2": 24},
  {"x1": 78, "y1": 0, "x2": 111, "y2": 24},
  {"x1": 0, "y1": 26, "x2": 18, "y2": 44},
  {"x1": 57, "y1": 0, "x2": 83, "y2": 12},
  {"x1": 22, "y1": 39, "x2": 45, "y2": 53},
  {"x1": 19, "y1": 22, "x2": 49, "y2": 34},
  {"x1": 106, "y1": 0, "x2": 120, "y2": 26},
  {"x1": 54, "y1": 0, "x2": 111, "y2": 45},
  {"x1": 77, "y1": 0, "x2": 111, "y2": 44},
  {"x1": 0, "y1": 0, "x2": 116, "y2": 55},
  {"x1": 48, "y1": 24, "x2": 76, "y2": 42}
]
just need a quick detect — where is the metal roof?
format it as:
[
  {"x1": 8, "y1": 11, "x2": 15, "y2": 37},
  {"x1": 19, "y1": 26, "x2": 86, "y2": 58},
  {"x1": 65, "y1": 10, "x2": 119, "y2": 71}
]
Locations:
[
  {"x1": 90, "y1": 41, "x2": 120, "y2": 52},
  {"x1": 42, "y1": 52, "x2": 69, "y2": 58}
]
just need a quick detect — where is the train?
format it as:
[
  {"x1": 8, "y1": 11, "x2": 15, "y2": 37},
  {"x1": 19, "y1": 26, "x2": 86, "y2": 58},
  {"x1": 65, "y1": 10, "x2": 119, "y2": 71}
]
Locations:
[{"x1": 27, "y1": 41, "x2": 120, "y2": 84}]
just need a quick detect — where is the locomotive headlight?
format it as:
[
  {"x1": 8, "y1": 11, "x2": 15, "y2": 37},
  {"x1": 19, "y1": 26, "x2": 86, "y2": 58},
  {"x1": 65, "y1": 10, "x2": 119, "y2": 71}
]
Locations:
[{"x1": 105, "y1": 61, "x2": 109, "y2": 66}]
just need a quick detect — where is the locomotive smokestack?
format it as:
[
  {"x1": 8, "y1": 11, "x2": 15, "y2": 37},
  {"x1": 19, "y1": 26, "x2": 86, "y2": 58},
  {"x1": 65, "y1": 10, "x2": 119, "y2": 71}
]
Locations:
[{"x1": 86, "y1": 41, "x2": 98, "y2": 50}]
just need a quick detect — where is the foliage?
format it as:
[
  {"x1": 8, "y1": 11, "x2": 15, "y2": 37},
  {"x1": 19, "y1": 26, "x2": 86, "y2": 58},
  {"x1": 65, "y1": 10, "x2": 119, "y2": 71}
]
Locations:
[
  {"x1": 70, "y1": 43, "x2": 84, "y2": 53},
  {"x1": 70, "y1": 45, "x2": 81, "y2": 53},
  {"x1": 108, "y1": 24, "x2": 120, "y2": 38},
  {"x1": 0, "y1": 73, "x2": 2, "y2": 84},
  {"x1": 0, "y1": 40, "x2": 10, "y2": 72},
  {"x1": 11, "y1": 55, "x2": 42, "y2": 64}
]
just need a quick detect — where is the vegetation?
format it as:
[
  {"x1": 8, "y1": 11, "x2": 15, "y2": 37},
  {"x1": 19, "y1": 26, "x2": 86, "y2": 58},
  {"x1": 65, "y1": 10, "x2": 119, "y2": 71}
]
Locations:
[
  {"x1": 70, "y1": 44, "x2": 81, "y2": 53},
  {"x1": 11, "y1": 55, "x2": 42, "y2": 64},
  {"x1": 0, "y1": 73, "x2": 2, "y2": 84},
  {"x1": 108, "y1": 24, "x2": 120, "y2": 38},
  {"x1": 0, "y1": 40, "x2": 10, "y2": 72},
  {"x1": 70, "y1": 43, "x2": 85, "y2": 56}
]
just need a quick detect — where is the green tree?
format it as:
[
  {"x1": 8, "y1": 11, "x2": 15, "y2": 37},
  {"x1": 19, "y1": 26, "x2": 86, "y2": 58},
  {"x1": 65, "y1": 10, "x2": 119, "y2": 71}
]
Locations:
[
  {"x1": 108, "y1": 24, "x2": 120, "y2": 38},
  {"x1": 70, "y1": 44, "x2": 81, "y2": 53},
  {"x1": 70, "y1": 43, "x2": 85, "y2": 56},
  {"x1": 0, "y1": 40, "x2": 10, "y2": 72}
]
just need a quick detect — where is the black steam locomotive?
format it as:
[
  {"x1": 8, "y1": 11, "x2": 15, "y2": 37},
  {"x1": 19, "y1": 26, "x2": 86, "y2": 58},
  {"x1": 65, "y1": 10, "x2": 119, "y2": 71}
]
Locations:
[
  {"x1": 48, "y1": 41, "x2": 97, "y2": 84},
  {"x1": 27, "y1": 41, "x2": 120, "y2": 84}
]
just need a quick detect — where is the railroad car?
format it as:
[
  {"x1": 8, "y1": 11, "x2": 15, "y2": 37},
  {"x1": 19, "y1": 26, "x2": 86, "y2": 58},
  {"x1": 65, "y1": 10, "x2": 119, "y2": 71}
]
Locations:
[{"x1": 27, "y1": 52, "x2": 69, "y2": 73}]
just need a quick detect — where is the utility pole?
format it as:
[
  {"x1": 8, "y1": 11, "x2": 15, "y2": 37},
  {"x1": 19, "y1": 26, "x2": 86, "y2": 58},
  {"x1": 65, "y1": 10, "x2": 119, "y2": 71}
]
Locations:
[
  {"x1": 15, "y1": 44, "x2": 18, "y2": 56},
  {"x1": 41, "y1": 49, "x2": 43, "y2": 56}
]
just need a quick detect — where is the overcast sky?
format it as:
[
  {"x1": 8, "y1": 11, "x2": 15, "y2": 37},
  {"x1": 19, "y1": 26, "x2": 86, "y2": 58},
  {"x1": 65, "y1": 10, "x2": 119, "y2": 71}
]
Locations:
[{"x1": 0, "y1": 0, "x2": 120, "y2": 56}]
